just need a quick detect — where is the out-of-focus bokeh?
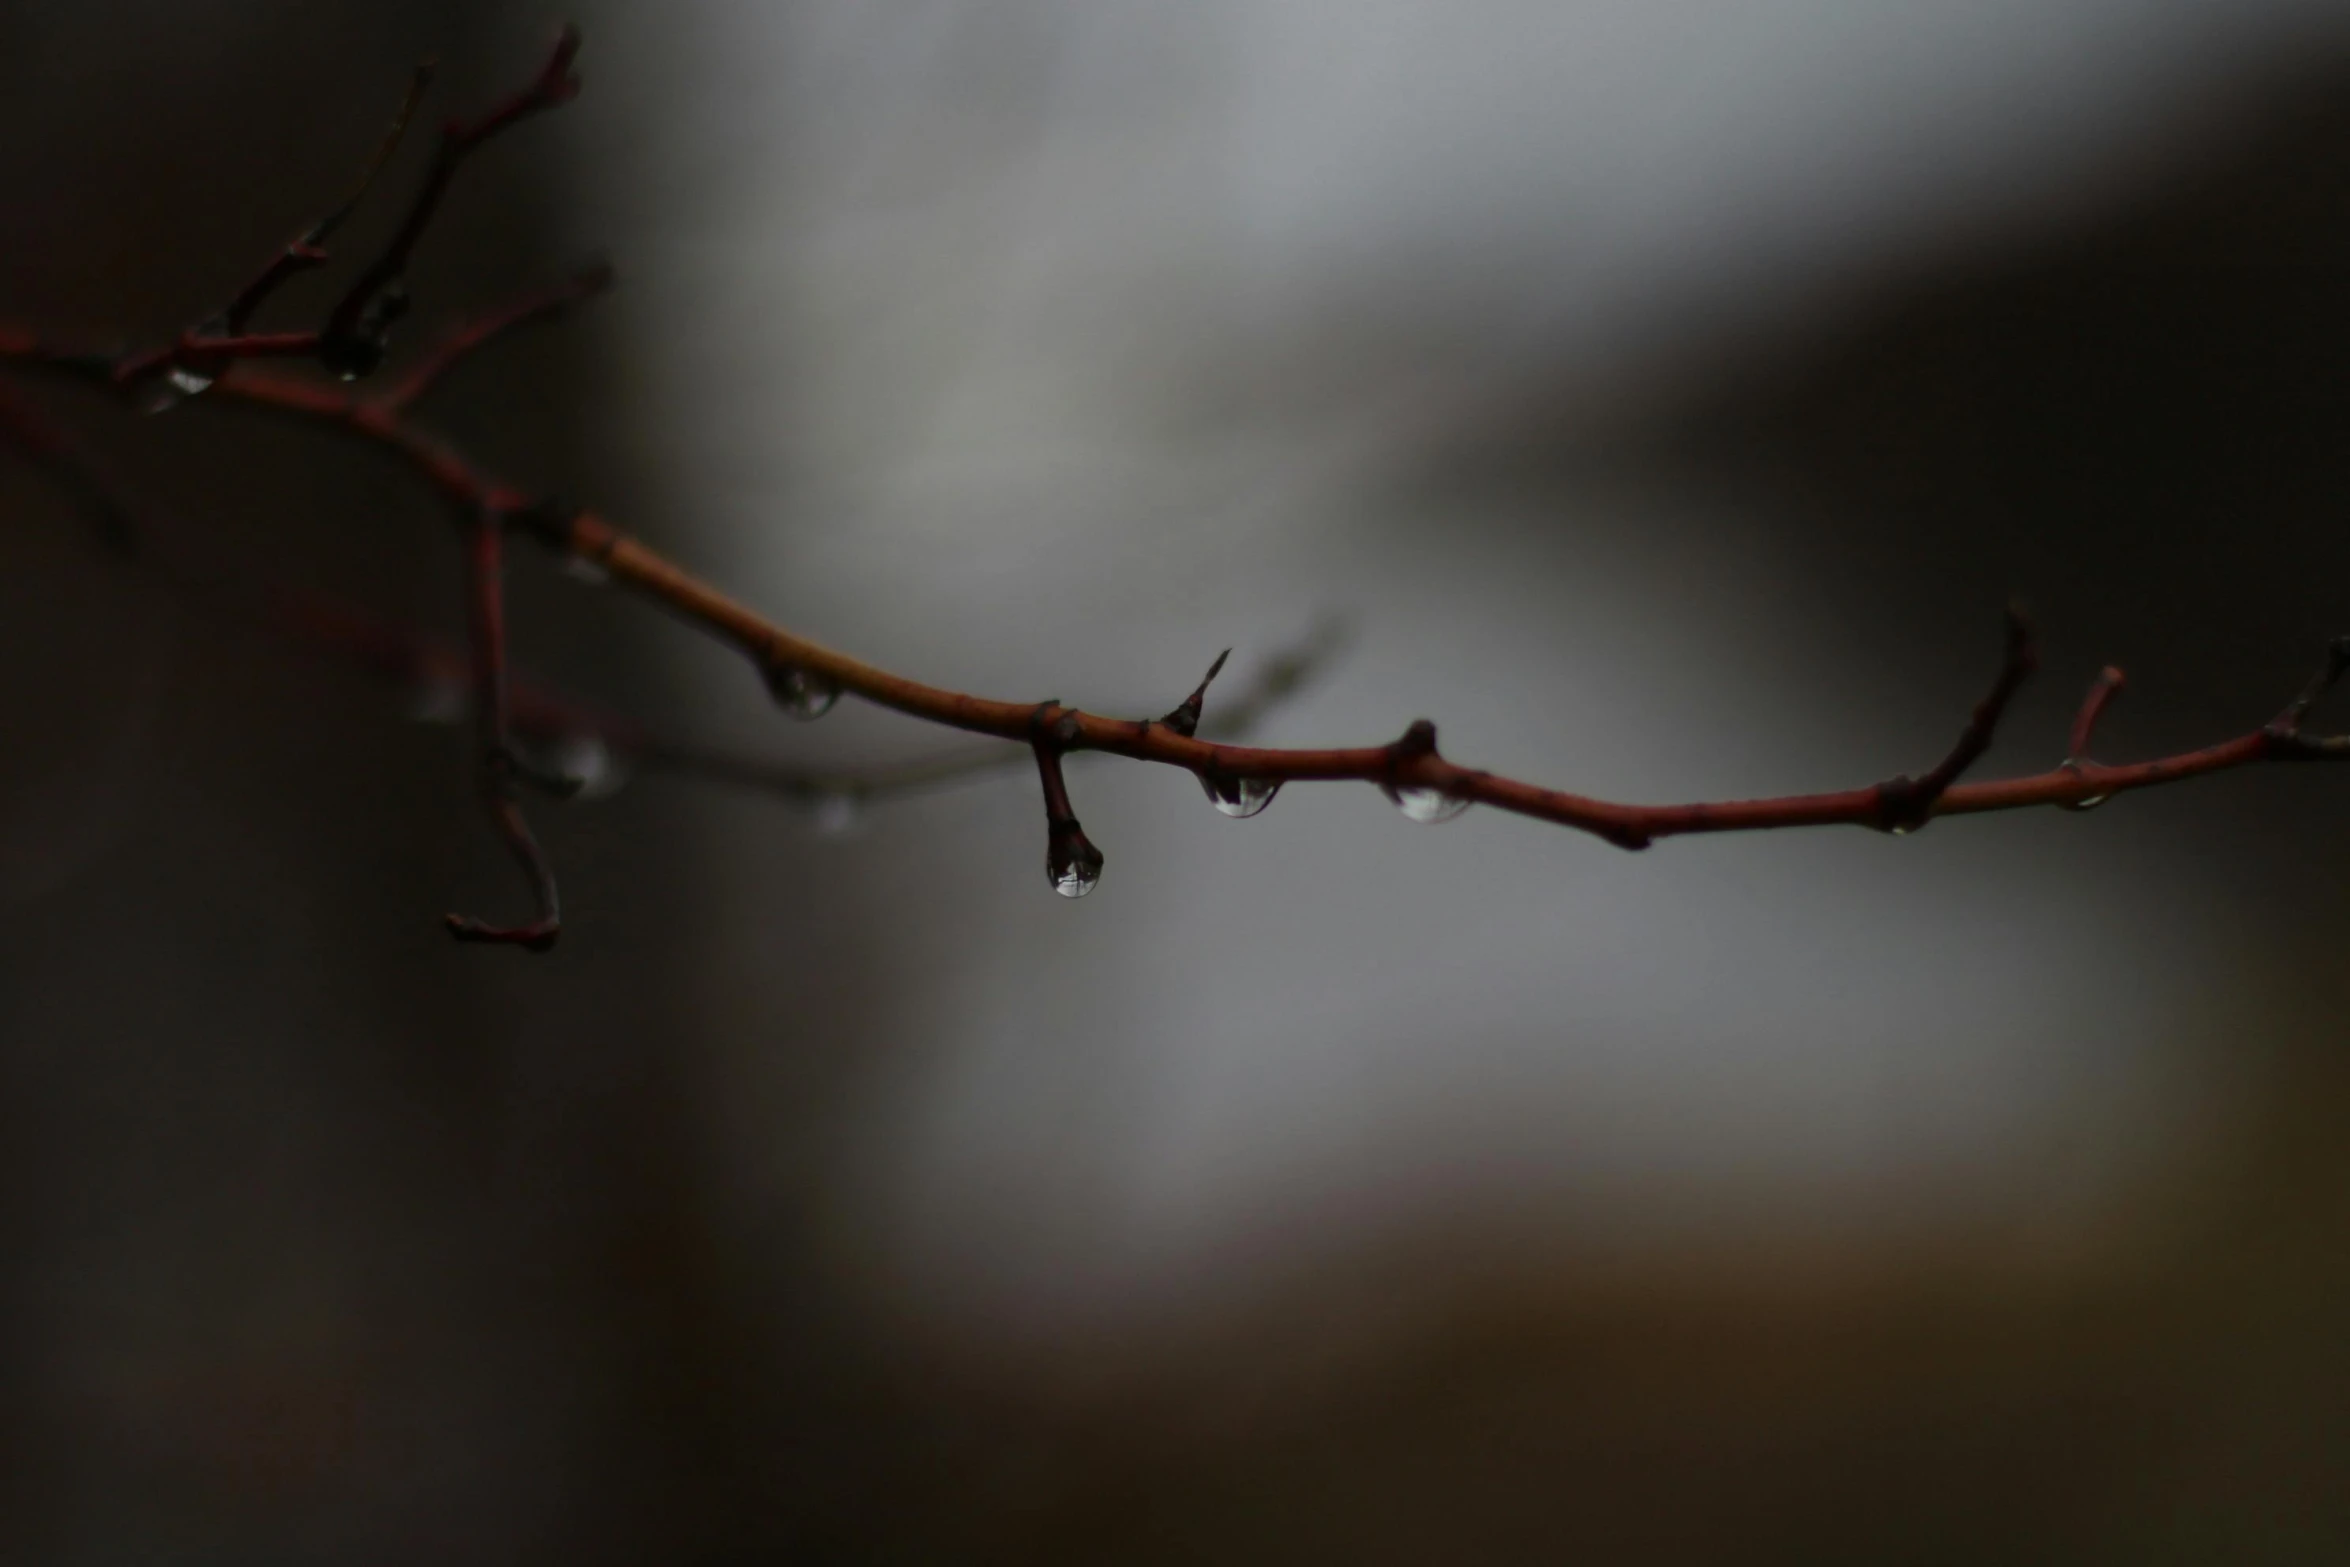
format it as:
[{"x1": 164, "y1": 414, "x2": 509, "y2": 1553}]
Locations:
[{"x1": 7, "y1": 1, "x2": 2350, "y2": 1559}]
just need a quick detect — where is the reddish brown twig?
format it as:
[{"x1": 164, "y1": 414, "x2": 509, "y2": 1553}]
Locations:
[
  {"x1": 9, "y1": 26, "x2": 2350, "y2": 949},
  {"x1": 441, "y1": 507, "x2": 564, "y2": 948},
  {"x1": 2069, "y1": 665, "x2": 2128, "y2": 763},
  {"x1": 2053, "y1": 663, "x2": 2130, "y2": 812},
  {"x1": 318, "y1": 25, "x2": 580, "y2": 380},
  {"x1": 110, "y1": 62, "x2": 439, "y2": 396},
  {"x1": 1869, "y1": 603, "x2": 2039, "y2": 834},
  {"x1": 107, "y1": 30, "x2": 575, "y2": 397},
  {"x1": 111, "y1": 332, "x2": 331, "y2": 399},
  {"x1": 383, "y1": 260, "x2": 613, "y2": 411},
  {"x1": 1030, "y1": 706, "x2": 1104, "y2": 898},
  {"x1": 221, "y1": 60, "x2": 437, "y2": 334}
]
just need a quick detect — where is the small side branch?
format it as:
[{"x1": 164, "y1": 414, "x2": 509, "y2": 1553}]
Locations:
[
  {"x1": 1871, "y1": 604, "x2": 2039, "y2": 833},
  {"x1": 384, "y1": 261, "x2": 614, "y2": 411},
  {"x1": 1031, "y1": 706, "x2": 1104, "y2": 898},
  {"x1": 320, "y1": 25, "x2": 582, "y2": 379},
  {"x1": 2262, "y1": 637, "x2": 2350, "y2": 759},
  {"x1": 221, "y1": 60, "x2": 437, "y2": 334},
  {"x1": 443, "y1": 508, "x2": 562, "y2": 950},
  {"x1": 2068, "y1": 665, "x2": 2127, "y2": 764}
]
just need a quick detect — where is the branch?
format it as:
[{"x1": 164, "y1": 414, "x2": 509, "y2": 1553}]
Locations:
[
  {"x1": 15, "y1": 337, "x2": 2350, "y2": 927},
  {"x1": 440, "y1": 507, "x2": 565, "y2": 948},
  {"x1": 2264, "y1": 637, "x2": 2350, "y2": 759},
  {"x1": 3, "y1": 379, "x2": 1344, "y2": 844},
  {"x1": 1030, "y1": 706, "x2": 1104, "y2": 898},
  {"x1": 382, "y1": 260, "x2": 614, "y2": 411},
  {"x1": 1869, "y1": 603, "x2": 2037, "y2": 834},
  {"x1": 221, "y1": 60, "x2": 437, "y2": 334},
  {"x1": 317, "y1": 25, "x2": 581, "y2": 380},
  {"x1": 107, "y1": 30, "x2": 578, "y2": 399},
  {"x1": 9, "y1": 26, "x2": 2350, "y2": 951}
]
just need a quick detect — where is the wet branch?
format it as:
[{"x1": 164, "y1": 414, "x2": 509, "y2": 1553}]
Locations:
[{"x1": 8, "y1": 25, "x2": 2350, "y2": 950}]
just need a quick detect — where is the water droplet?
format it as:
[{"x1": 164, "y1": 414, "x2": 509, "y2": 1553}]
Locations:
[
  {"x1": 1887, "y1": 823, "x2": 1916, "y2": 837},
  {"x1": 1048, "y1": 828, "x2": 1104, "y2": 899},
  {"x1": 165, "y1": 364, "x2": 215, "y2": 398},
  {"x1": 812, "y1": 791, "x2": 862, "y2": 837},
  {"x1": 541, "y1": 732, "x2": 627, "y2": 799},
  {"x1": 562, "y1": 552, "x2": 610, "y2": 586},
  {"x1": 1381, "y1": 781, "x2": 1470, "y2": 824},
  {"x1": 2068, "y1": 793, "x2": 2109, "y2": 813},
  {"x1": 405, "y1": 671, "x2": 469, "y2": 725},
  {"x1": 765, "y1": 663, "x2": 840, "y2": 720},
  {"x1": 1197, "y1": 769, "x2": 1281, "y2": 819}
]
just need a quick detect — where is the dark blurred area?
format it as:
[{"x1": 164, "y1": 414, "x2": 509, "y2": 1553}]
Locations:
[{"x1": 7, "y1": 3, "x2": 2350, "y2": 1562}]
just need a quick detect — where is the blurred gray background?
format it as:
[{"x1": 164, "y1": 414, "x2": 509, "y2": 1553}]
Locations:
[{"x1": 6, "y1": 0, "x2": 2350, "y2": 1560}]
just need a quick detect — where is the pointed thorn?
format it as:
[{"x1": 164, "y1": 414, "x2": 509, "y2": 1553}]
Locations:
[{"x1": 1158, "y1": 649, "x2": 1234, "y2": 738}]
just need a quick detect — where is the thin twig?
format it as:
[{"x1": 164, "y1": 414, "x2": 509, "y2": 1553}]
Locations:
[
  {"x1": 319, "y1": 25, "x2": 581, "y2": 379},
  {"x1": 1031, "y1": 705, "x2": 1104, "y2": 897},
  {"x1": 2068, "y1": 665, "x2": 2127, "y2": 764},
  {"x1": 443, "y1": 507, "x2": 563, "y2": 948},
  {"x1": 2262, "y1": 636, "x2": 2350, "y2": 760},
  {"x1": 383, "y1": 261, "x2": 614, "y2": 411},
  {"x1": 1870, "y1": 603, "x2": 2039, "y2": 833},
  {"x1": 221, "y1": 60, "x2": 437, "y2": 333}
]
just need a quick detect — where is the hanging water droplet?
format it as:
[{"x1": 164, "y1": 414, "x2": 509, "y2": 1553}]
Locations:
[
  {"x1": 765, "y1": 663, "x2": 840, "y2": 720},
  {"x1": 405, "y1": 671, "x2": 470, "y2": 725},
  {"x1": 2068, "y1": 793, "x2": 2110, "y2": 813},
  {"x1": 541, "y1": 732, "x2": 627, "y2": 799},
  {"x1": 1197, "y1": 769, "x2": 1281, "y2": 819},
  {"x1": 165, "y1": 363, "x2": 216, "y2": 399},
  {"x1": 1381, "y1": 781, "x2": 1470, "y2": 824},
  {"x1": 812, "y1": 791, "x2": 862, "y2": 837},
  {"x1": 1887, "y1": 823, "x2": 1915, "y2": 836},
  {"x1": 562, "y1": 551, "x2": 610, "y2": 586},
  {"x1": 1048, "y1": 828, "x2": 1104, "y2": 899}
]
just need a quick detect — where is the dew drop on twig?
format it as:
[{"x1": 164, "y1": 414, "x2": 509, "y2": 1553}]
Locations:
[
  {"x1": 562, "y1": 552, "x2": 610, "y2": 586},
  {"x1": 165, "y1": 365, "x2": 216, "y2": 399},
  {"x1": 1048, "y1": 831, "x2": 1104, "y2": 898},
  {"x1": 765, "y1": 664, "x2": 840, "y2": 720},
  {"x1": 1381, "y1": 781, "x2": 1470, "y2": 824},
  {"x1": 1197, "y1": 770, "x2": 1280, "y2": 819}
]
